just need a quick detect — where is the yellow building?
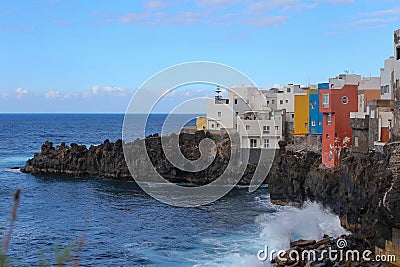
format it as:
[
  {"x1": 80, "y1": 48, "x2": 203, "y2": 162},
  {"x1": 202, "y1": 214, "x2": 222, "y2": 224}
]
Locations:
[
  {"x1": 196, "y1": 116, "x2": 207, "y2": 130},
  {"x1": 294, "y1": 93, "x2": 310, "y2": 136}
]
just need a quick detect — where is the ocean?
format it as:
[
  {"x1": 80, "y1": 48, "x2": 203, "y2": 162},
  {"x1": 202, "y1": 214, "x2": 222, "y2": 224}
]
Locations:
[{"x1": 0, "y1": 114, "x2": 347, "y2": 266}]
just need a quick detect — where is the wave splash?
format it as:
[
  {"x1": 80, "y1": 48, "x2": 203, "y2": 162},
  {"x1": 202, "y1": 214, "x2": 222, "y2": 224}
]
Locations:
[{"x1": 205, "y1": 200, "x2": 348, "y2": 267}]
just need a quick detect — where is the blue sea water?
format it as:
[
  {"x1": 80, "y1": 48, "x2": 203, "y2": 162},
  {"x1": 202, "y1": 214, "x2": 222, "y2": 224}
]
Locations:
[{"x1": 0, "y1": 114, "x2": 347, "y2": 266}]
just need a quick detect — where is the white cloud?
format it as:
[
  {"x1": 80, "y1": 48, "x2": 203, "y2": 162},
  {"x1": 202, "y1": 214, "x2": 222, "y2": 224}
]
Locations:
[
  {"x1": 44, "y1": 90, "x2": 62, "y2": 99},
  {"x1": 16, "y1": 88, "x2": 28, "y2": 99},
  {"x1": 91, "y1": 85, "x2": 128, "y2": 96}
]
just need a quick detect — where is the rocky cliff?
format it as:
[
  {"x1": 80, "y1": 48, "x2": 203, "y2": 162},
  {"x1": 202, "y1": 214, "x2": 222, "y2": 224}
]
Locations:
[{"x1": 267, "y1": 143, "x2": 400, "y2": 250}]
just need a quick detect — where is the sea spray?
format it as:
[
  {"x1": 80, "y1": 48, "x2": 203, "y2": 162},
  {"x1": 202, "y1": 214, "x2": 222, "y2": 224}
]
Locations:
[{"x1": 257, "y1": 201, "x2": 349, "y2": 253}]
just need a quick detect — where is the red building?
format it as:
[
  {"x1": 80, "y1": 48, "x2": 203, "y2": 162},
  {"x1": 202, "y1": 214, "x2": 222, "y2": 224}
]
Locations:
[{"x1": 320, "y1": 85, "x2": 358, "y2": 167}]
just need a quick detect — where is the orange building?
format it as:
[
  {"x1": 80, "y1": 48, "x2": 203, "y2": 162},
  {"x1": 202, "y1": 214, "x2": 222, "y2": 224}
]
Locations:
[{"x1": 320, "y1": 84, "x2": 358, "y2": 167}]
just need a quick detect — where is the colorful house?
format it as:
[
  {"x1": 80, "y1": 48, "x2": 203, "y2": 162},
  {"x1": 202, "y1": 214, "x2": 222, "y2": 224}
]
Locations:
[
  {"x1": 320, "y1": 84, "x2": 358, "y2": 167},
  {"x1": 294, "y1": 88, "x2": 310, "y2": 136},
  {"x1": 308, "y1": 83, "x2": 327, "y2": 135}
]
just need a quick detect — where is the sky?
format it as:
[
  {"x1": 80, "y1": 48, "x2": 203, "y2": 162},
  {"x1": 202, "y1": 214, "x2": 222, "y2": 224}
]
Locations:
[{"x1": 0, "y1": 0, "x2": 399, "y2": 113}]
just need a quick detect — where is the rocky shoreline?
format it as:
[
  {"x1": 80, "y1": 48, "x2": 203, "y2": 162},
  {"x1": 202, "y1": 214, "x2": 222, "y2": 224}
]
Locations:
[
  {"x1": 21, "y1": 131, "x2": 258, "y2": 184},
  {"x1": 20, "y1": 131, "x2": 400, "y2": 266}
]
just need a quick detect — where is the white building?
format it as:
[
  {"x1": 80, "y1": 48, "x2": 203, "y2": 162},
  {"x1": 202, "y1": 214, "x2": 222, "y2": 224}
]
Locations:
[
  {"x1": 380, "y1": 57, "x2": 397, "y2": 100},
  {"x1": 206, "y1": 85, "x2": 285, "y2": 149},
  {"x1": 237, "y1": 110, "x2": 285, "y2": 149},
  {"x1": 329, "y1": 74, "x2": 361, "y2": 89}
]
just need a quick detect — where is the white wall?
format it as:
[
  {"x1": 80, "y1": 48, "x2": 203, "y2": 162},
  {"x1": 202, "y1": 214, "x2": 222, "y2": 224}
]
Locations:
[
  {"x1": 237, "y1": 113, "x2": 283, "y2": 149},
  {"x1": 206, "y1": 98, "x2": 234, "y2": 130},
  {"x1": 380, "y1": 57, "x2": 395, "y2": 100},
  {"x1": 329, "y1": 74, "x2": 361, "y2": 89}
]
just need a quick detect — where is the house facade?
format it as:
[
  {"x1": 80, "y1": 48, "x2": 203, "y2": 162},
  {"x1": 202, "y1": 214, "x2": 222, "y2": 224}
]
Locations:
[
  {"x1": 320, "y1": 80, "x2": 358, "y2": 168},
  {"x1": 206, "y1": 85, "x2": 285, "y2": 149},
  {"x1": 308, "y1": 83, "x2": 326, "y2": 135},
  {"x1": 294, "y1": 89, "x2": 310, "y2": 136}
]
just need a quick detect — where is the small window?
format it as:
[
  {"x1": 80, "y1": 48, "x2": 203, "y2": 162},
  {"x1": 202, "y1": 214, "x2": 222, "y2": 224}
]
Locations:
[
  {"x1": 287, "y1": 88, "x2": 291, "y2": 93},
  {"x1": 211, "y1": 124, "x2": 215, "y2": 128},
  {"x1": 292, "y1": 114, "x2": 295, "y2": 119},
  {"x1": 341, "y1": 96, "x2": 348, "y2": 104},
  {"x1": 311, "y1": 105, "x2": 315, "y2": 110},
  {"x1": 216, "y1": 123, "x2": 220, "y2": 128},
  {"x1": 275, "y1": 126, "x2": 279, "y2": 131},
  {"x1": 267, "y1": 100, "x2": 270, "y2": 105},
  {"x1": 397, "y1": 46, "x2": 400, "y2": 60},
  {"x1": 285, "y1": 100, "x2": 288, "y2": 103},
  {"x1": 234, "y1": 99, "x2": 238, "y2": 104},
  {"x1": 272, "y1": 100, "x2": 275, "y2": 104},
  {"x1": 327, "y1": 113, "x2": 332, "y2": 125},
  {"x1": 250, "y1": 139, "x2": 257, "y2": 148},
  {"x1": 311, "y1": 121, "x2": 316, "y2": 127},
  {"x1": 322, "y1": 94, "x2": 329, "y2": 108},
  {"x1": 280, "y1": 100, "x2": 283, "y2": 105},
  {"x1": 235, "y1": 112, "x2": 239, "y2": 116},
  {"x1": 354, "y1": 137, "x2": 359, "y2": 147},
  {"x1": 218, "y1": 112, "x2": 221, "y2": 117},
  {"x1": 264, "y1": 139, "x2": 270, "y2": 148},
  {"x1": 318, "y1": 122, "x2": 322, "y2": 126},
  {"x1": 263, "y1": 125, "x2": 270, "y2": 133},
  {"x1": 246, "y1": 125, "x2": 250, "y2": 131}
]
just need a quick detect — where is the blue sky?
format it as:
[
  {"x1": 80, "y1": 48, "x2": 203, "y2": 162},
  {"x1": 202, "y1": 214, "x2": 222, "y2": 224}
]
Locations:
[{"x1": 0, "y1": 0, "x2": 399, "y2": 113}]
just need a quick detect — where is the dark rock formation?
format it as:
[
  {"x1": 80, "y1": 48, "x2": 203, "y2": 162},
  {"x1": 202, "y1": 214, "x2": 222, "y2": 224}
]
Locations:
[
  {"x1": 21, "y1": 131, "x2": 258, "y2": 185},
  {"x1": 271, "y1": 235, "x2": 374, "y2": 267},
  {"x1": 268, "y1": 143, "x2": 400, "y2": 251}
]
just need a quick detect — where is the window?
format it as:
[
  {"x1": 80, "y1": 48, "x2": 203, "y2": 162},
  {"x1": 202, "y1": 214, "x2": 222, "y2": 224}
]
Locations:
[
  {"x1": 322, "y1": 94, "x2": 329, "y2": 108},
  {"x1": 341, "y1": 96, "x2": 349, "y2": 104},
  {"x1": 272, "y1": 100, "x2": 275, "y2": 104},
  {"x1": 287, "y1": 88, "x2": 291, "y2": 93},
  {"x1": 311, "y1": 121, "x2": 316, "y2": 127},
  {"x1": 246, "y1": 125, "x2": 250, "y2": 131},
  {"x1": 235, "y1": 112, "x2": 239, "y2": 116},
  {"x1": 280, "y1": 100, "x2": 283, "y2": 105},
  {"x1": 250, "y1": 139, "x2": 257, "y2": 148},
  {"x1": 327, "y1": 113, "x2": 332, "y2": 125},
  {"x1": 234, "y1": 99, "x2": 238, "y2": 104},
  {"x1": 275, "y1": 126, "x2": 279, "y2": 131},
  {"x1": 267, "y1": 100, "x2": 270, "y2": 105},
  {"x1": 286, "y1": 100, "x2": 289, "y2": 103},
  {"x1": 211, "y1": 124, "x2": 215, "y2": 128},
  {"x1": 218, "y1": 112, "x2": 221, "y2": 117},
  {"x1": 381, "y1": 85, "x2": 389, "y2": 94},
  {"x1": 263, "y1": 125, "x2": 270, "y2": 133},
  {"x1": 311, "y1": 104, "x2": 315, "y2": 110},
  {"x1": 292, "y1": 114, "x2": 295, "y2": 119},
  {"x1": 397, "y1": 46, "x2": 400, "y2": 60},
  {"x1": 216, "y1": 123, "x2": 220, "y2": 128},
  {"x1": 264, "y1": 139, "x2": 270, "y2": 148},
  {"x1": 318, "y1": 122, "x2": 322, "y2": 126}
]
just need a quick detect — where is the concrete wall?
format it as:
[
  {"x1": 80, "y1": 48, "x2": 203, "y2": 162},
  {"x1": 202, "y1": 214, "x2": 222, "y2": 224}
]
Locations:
[{"x1": 350, "y1": 117, "x2": 369, "y2": 154}]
